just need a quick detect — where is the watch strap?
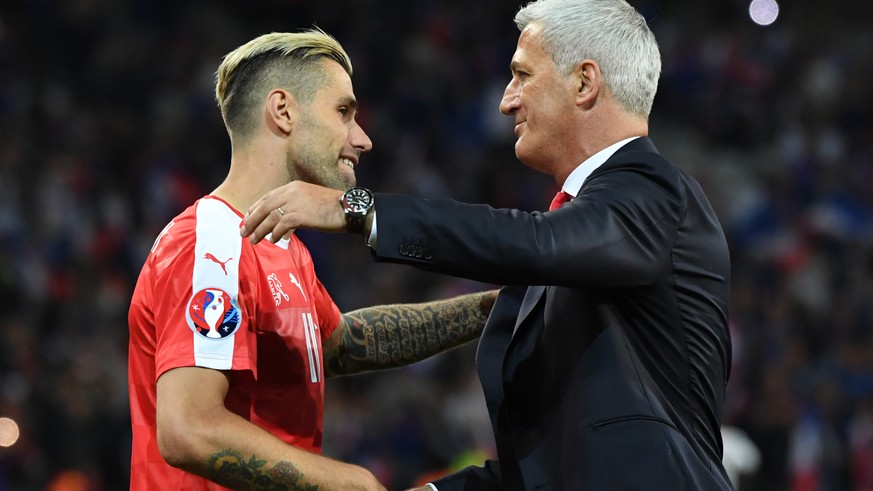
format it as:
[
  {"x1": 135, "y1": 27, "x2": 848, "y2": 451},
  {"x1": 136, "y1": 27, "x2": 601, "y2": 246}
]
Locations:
[{"x1": 346, "y1": 212, "x2": 365, "y2": 234}]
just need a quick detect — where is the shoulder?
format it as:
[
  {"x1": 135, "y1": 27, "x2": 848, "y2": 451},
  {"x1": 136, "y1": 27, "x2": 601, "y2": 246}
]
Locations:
[
  {"x1": 286, "y1": 234, "x2": 315, "y2": 264},
  {"x1": 587, "y1": 149, "x2": 681, "y2": 197},
  {"x1": 147, "y1": 203, "x2": 197, "y2": 264},
  {"x1": 599, "y1": 141, "x2": 679, "y2": 181},
  {"x1": 577, "y1": 146, "x2": 690, "y2": 223},
  {"x1": 149, "y1": 197, "x2": 251, "y2": 273}
]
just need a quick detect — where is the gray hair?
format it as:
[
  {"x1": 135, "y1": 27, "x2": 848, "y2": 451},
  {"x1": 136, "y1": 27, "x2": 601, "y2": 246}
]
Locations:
[{"x1": 515, "y1": 0, "x2": 661, "y2": 119}]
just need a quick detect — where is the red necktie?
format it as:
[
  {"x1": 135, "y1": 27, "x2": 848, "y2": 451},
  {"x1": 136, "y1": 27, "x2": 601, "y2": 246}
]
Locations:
[{"x1": 549, "y1": 191, "x2": 573, "y2": 211}]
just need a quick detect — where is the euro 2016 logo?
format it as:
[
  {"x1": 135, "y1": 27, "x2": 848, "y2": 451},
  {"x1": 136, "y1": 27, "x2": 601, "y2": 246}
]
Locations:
[{"x1": 186, "y1": 289, "x2": 241, "y2": 339}]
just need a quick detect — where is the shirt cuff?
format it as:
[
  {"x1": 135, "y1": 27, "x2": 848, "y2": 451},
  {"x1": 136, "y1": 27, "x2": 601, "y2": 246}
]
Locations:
[
  {"x1": 426, "y1": 484, "x2": 438, "y2": 491},
  {"x1": 366, "y1": 210, "x2": 378, "y2": 248}
]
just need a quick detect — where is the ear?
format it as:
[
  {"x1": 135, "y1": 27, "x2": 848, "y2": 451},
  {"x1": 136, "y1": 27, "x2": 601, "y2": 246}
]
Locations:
[
  {"x1": 265, "y1": 89, "x2": 297, "y2": 136},
  {"x1": 571, "y1": 60, "x2": 600, "y2": 109}
]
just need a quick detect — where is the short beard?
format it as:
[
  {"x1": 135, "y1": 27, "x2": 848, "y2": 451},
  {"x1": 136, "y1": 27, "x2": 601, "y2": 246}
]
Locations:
[{"x1": 286, "y1": 148, "x2": 351, "y2": 191}]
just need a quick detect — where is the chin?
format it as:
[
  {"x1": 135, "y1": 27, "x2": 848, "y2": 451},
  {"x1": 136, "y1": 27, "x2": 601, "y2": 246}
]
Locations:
[
  {"x1": 341, "y1": 173, "x2": 356, "y2": 189},
  {"x1": 515, "y1": 147, "x2": 551, "y2": 176},
  {"x1": 337, "y1": 179, "x2": 356, "y2": 190},
  {"x1": 323, "y1": 170, "x2": 355, "y2": 191},
  {"x1": 341, "y1": 169, "x2": 357, "y2": 189},
  {"x1": 515, "y1": 144, "x2": 535, "y2": 168}
]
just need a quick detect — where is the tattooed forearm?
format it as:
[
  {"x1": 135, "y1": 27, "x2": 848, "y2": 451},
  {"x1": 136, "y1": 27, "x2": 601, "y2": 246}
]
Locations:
[
  {"x1": 325, "y1": 290, "x2": 498, "y2": 376},
  {"x1": 206, "y1": 450, "x2": 318, "y2": 490}
]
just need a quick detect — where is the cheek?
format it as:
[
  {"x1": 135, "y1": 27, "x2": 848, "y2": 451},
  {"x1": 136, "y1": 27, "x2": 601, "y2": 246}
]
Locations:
[
  {"x1": 521, "y1": 91, "x2": 548, "y2": 128},
  {"x1": 532, "y1": 95, "x2": 567, "y2": 134},
  {"x1": 328, "y1": 123, "x2": 349, "y2": 149}
]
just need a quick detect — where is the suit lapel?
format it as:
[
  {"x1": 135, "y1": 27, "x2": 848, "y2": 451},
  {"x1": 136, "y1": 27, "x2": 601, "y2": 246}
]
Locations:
[
  {"x1": 477, "y1": 286, "x2": 526, "y2": 421},
  {"x1": 513, "y1": 285, "x2": 545, "y2": 335},
  {"x1": 502, "y1": 285, "x2": 548, "y2": 382}
]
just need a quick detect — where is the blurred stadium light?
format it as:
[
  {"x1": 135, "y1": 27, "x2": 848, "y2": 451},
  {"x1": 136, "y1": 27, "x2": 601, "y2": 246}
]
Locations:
[
  {"x1": 749, "y1": 0, "x2": 779, "y2": 26},
  {"x1": 0, "y1": 417, "x2": 20, "y2": 448}
]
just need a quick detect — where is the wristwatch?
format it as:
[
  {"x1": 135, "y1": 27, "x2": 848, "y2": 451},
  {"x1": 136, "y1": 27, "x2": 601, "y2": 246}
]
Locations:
[{"x1": 339, "y1": 187, "x2": 374, "y2": 234}]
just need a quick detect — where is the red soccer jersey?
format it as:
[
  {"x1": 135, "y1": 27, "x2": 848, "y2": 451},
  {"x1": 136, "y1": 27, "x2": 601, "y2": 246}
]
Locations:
[{"x1": 128, "y1": 196, "x2": 341, "y2": 490}]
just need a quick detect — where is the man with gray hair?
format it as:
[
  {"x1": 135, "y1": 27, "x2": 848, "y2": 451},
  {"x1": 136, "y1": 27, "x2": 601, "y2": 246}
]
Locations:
[{"x1": 242, "y1": 1, "x2": 734, "y2": 489}]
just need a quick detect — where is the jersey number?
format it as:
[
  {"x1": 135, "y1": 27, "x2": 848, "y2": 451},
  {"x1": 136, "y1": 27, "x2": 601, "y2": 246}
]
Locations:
[{"x1": 302, "y1": 313, "x2": 322, "y2": 383}]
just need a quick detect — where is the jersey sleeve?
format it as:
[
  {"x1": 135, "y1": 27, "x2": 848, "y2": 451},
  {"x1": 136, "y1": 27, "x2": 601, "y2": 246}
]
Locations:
[
  {"x1": 311, "y1": 276, "x2": 341, "y2": 340},
  {"x1": 152, "y1": 200, "x2": 258, "y2": 381}
]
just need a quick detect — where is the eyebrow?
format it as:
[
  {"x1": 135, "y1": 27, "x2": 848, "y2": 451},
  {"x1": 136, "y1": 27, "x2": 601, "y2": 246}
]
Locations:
[{"x1": 338, "y1": 96, "x2": 358, "y2": 111}]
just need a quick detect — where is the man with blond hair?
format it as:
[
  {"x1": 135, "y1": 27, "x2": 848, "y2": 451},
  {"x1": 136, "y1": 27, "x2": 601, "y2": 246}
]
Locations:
[
  {"x1": 128, "y1": 30, "x2": 496, "y2": 490},
  {"x1": 241, "y1": 0, "x2": 735, "y2": 489}
]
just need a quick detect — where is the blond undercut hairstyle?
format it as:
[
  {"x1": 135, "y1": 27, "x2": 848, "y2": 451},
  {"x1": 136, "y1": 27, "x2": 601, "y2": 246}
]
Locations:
[{"x1": 215, "y1": 29, "x2": 353, "y2": 142}]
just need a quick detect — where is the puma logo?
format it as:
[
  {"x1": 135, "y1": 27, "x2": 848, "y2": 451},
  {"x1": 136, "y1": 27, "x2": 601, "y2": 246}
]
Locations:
[
  {"x1": 204, "y1": 253, "x2": 234, "y2": 275},
  {"x1": 288, "y1": 273, "x2": 307, "y2": 301}
]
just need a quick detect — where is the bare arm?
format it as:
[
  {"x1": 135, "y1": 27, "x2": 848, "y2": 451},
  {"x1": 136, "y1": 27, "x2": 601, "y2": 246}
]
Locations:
[
  {"x1": 156, "y1": 367, "x2": 385, "y2": 490},
  {"x1": 322, "y1": 290, "x2": 497, "y2": 377}
]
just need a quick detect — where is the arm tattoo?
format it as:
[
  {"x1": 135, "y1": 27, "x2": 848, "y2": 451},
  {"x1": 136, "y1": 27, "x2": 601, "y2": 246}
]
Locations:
[
  {"x1": 206, "y1": 449, "x2": 317, "y2": 491},
  {"x1": 324, "y1": 290, "x2": 497, "y2": 377}
]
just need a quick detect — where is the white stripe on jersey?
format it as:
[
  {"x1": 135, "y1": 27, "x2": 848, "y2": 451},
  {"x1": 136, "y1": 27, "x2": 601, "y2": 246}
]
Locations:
[
  {"x1": 192, "y1": 198, "x2": 243, "y2": 369},
  {"x1": 301, "y1": 312, "x2": 322, "y2": 383}
]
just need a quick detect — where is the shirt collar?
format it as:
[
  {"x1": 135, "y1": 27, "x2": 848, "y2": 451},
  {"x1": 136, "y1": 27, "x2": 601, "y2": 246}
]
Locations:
[{"x1": 561, "y1": 136, "x2": 640, "y2": 197}]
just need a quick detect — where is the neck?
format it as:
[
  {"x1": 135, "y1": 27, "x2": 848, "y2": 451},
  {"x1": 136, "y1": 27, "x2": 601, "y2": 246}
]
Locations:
[
  {"x1": 554, "y1": 110, "x2": 648, "y2": 186},
  {"x1": 212, "y1": 139, "x2": 291, "y2": 213}
]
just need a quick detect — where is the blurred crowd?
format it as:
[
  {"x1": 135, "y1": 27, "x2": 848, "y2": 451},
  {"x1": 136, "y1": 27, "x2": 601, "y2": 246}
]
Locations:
[{"x1": 0, "y1": 0, "x2": 872, "y2": 490}]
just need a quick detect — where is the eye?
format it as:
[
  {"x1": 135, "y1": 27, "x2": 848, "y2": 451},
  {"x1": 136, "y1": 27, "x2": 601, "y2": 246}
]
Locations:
[
  {"x1": 338, "y1": 106, "x2": 349, "y2": 116},
  {"x1": 511, "y1": 69, "x2": 529, "y2": 85}
]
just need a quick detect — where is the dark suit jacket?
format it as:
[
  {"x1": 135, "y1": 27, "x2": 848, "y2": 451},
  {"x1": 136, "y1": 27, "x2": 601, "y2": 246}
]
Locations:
[{"x1": 373, "y1": 138, "x2": 734, "y2": 490}]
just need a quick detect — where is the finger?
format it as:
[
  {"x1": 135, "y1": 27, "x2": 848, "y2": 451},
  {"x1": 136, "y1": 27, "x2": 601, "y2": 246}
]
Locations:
[
  {"x1": 239, "y1": 210, "x2": 258, "y2": 238},
  {"x1": 249, "y1": 208, "x2": 283, "y2": 244},
  {"x1": 269, "y1": 213, "x2": 297, "y2": 242},
  {"x1": 240, "y1": 192, "x2": 280, "y2": 238}
]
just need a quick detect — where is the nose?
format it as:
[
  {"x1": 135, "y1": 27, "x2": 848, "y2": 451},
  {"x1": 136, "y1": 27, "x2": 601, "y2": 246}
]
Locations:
[
  {"x1": 351, "y1": 121, "x2": 373, "y2": 153},
  {"x1": 499, "y1": 78, "x2": 521, "y2": 115}
]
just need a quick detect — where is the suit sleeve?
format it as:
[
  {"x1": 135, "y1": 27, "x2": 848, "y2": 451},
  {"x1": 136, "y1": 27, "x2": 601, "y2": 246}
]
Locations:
[
  {"x1": 373, "y1": 156, "x2": 682, "y2": 288},
  {"x1": 430, "y1": 460, "x2": 502, "y2": 491}
]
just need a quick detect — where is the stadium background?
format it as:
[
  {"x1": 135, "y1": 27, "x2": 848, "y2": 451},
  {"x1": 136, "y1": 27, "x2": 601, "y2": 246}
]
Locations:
[{"x1": 1, "y1": 0, "x2": 872, "y2": 489}]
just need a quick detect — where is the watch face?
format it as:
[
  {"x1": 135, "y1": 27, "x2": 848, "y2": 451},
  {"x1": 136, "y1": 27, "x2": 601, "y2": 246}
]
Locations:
[{"x1": 343, "y1": 188, "x2": 372, "y2": 214}]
